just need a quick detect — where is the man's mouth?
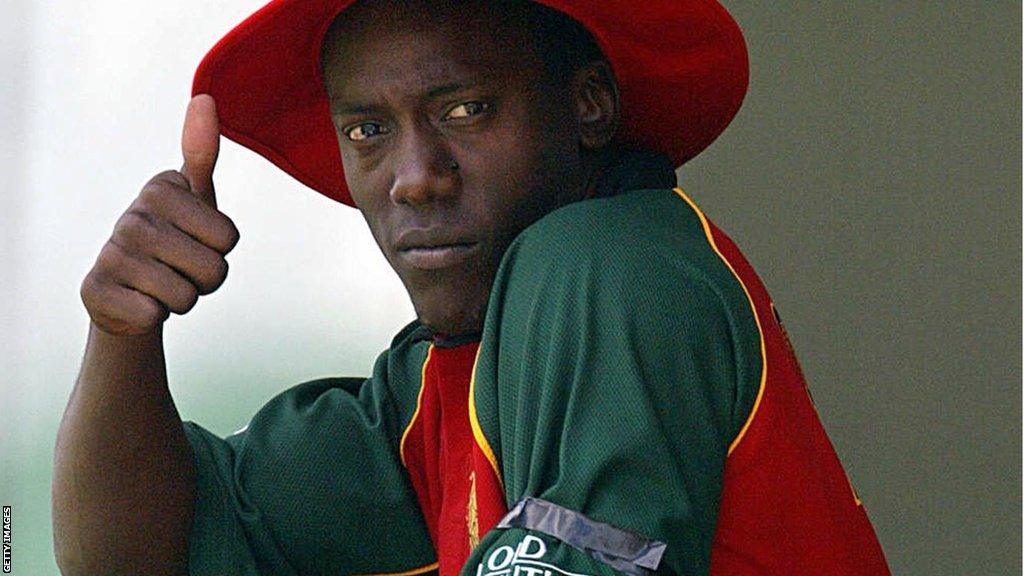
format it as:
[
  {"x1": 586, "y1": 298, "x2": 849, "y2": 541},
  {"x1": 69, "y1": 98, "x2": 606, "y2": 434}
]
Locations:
[{"x1": 398, "y1": 241, "x2": 479, "y2": 270}]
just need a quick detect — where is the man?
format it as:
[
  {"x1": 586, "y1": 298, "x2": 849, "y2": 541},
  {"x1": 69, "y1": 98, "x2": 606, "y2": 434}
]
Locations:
[{"x1": 53, "y1": 1, "x2": 890, "y2": 575}]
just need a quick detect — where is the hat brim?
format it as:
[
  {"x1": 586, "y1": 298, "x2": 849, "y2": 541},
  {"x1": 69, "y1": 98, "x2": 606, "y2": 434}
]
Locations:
[{"x1": 192, "y1": 0, "x2": 748, "y2": 206}]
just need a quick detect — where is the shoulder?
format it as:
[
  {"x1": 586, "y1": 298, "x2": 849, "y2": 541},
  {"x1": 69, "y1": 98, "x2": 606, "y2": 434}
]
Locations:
[
  {"x1": 228, "y1": 321, "x2": 431, "y2": 453},
  {"x1": 499, "y1": 188, "x2": 753, "y2": 325},
  {"x1": 511, "y1": 188, "x2": 698, "y2": 256},
  {"x1": 484, "y1": 187, "x2": 765, "y2": 439}
]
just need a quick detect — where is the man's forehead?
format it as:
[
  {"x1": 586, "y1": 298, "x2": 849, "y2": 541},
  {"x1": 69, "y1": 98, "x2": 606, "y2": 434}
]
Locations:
[
  {"x1": 320, "y1": 1, "x2": 542, "y2": 92},
  {"x1": 326, "y1": 69, "x2": 502, "y2": 112},
  {"x1": 325, "y1": 0, "x2": 524, "y2": 43}
]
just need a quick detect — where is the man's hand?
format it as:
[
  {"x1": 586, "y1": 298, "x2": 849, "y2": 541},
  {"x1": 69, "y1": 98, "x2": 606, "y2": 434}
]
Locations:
[{"x1": 81, "y1": 94, "x2": 239, "y2": 335}]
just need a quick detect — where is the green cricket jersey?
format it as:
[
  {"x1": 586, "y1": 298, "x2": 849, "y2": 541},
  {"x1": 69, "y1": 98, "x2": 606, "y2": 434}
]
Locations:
[{"x1": 183, "y1": 150, "x2": 889, "y2": 575}]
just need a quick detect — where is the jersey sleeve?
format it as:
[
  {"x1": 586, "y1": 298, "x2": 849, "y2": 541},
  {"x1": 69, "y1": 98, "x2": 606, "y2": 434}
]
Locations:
[
  {"x1": 465, "y1": 189, "x2": 764, "y2": 576},
  {"x1": 183, "y1": 333, "x2": 438, "y2": 576}
]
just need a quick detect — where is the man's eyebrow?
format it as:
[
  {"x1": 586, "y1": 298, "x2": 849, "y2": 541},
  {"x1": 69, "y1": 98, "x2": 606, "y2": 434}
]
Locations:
[
  {"x1": 331, "y1": 103, "x2": 382, "y2": 116},
  {"x1": 425, "y1": 81, "x2": 478, "y2": 100},
  {"x1": 330, "y1": 81, "x2": 483, "y2": 115}
]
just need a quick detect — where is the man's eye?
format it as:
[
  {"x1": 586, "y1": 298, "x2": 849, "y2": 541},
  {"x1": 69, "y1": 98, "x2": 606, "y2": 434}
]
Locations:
[
  {"x1": 444, "y1": 101, "x2": 488, "y2": 120},
  {"x1": 345, "y1": 122, "x2": 388, "y2": 141}
]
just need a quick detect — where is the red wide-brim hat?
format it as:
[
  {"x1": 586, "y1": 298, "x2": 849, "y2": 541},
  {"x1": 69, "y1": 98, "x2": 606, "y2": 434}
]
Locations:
[{"x1": 192, "y1": 0, "x2": 748, "y2": 206}]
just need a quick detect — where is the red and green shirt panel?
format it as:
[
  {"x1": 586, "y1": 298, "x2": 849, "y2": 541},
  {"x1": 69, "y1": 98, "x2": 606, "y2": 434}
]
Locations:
[{"x1": 465, "y1": 187, "x2": 888, "y2": 576}]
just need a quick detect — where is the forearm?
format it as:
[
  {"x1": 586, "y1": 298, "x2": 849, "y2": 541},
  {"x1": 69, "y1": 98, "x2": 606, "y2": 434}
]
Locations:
[{"x1": 53, "y1": 322, "x2": 194, "y2": 576}]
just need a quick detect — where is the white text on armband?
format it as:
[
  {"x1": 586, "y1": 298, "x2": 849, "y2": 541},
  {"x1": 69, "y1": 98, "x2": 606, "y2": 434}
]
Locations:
[{"x1": 475, "y1": 535, "x2": 593, "y2": 576}]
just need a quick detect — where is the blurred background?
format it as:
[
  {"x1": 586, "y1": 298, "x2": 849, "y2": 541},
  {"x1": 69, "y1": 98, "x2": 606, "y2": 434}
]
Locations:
[{"x1": 0, "y1": 1, "x2": 1019, "y2": 574}]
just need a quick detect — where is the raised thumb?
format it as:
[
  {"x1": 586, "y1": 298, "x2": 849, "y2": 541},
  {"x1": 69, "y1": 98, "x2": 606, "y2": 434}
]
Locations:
[{"x1": 180, "y1": 94, "x2": 220, "y2": 207}]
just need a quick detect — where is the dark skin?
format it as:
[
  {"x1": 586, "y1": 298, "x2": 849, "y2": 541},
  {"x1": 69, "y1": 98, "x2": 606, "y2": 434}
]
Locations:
[
  {"x1": 321, "y1": 0, "x2": 620, "y2": 336},
  {"x1": 53, "y1": 2, "x2": 618, "y2": 574}
]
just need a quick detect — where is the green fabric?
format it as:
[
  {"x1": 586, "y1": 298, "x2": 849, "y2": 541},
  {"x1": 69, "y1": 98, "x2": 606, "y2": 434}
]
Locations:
[
  {"x1": 469, "y1": 189, "x2": 763, "y2": 576},
  {"x1": 184, "y1": 322, "x2": 437, "y2": 575},
  {"x1": 183, "y1": 186, "x2": 763, "y2": 576}
]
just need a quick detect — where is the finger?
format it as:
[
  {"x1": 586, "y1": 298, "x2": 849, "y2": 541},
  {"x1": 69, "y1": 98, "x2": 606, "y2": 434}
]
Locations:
[
  {"x1": 141, "y1": 221, "x2": 230, "y2": 295},
  {"x1": 83, "y1": 277, "x2": 168, "y2": 336},
  {"x1": 103, "y1": 241, "x2": 201, "y2": 315},
  {"x1": 180, "y1": 94, "x2": 220, "y2": 208},
  {"x1": 137, "y1": 176, "x2": 240, "y2": 254}
]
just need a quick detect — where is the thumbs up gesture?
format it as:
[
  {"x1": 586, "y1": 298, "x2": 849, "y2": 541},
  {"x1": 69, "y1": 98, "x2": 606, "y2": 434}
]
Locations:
[
  {"x1": 81, "y1": 95, "x2": 240, "y2": 336},
  {"x1": 180, "y1": 94, "x2": 220, "y2": 208}
]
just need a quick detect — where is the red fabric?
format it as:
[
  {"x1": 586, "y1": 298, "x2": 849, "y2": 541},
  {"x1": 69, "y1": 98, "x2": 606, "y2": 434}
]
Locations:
[
  {"x1": 190, "y1": 0, "x2": 748, "y2": 205},
  {"x1": 390, "y1": 215, "x2": 891, "y2": 576},
  {"x1": 706, "y1": 220, "x2": 891, "y2": 575},
  {"x1": 400, "y1": 343, "x2": 508, "y2": 576}
]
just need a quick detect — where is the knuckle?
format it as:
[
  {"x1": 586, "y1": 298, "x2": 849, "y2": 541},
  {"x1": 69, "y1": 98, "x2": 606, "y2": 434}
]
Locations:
[
  {"x1": 168, "y1": 284, "x2": 199, "y2": 315},
  {"x1": 197, "y1": 258, "x2": 229, "y2": 294},
  {"x1": 111, "y1": 213, "x2": 133, "y2": 240},
  {"x1": 216, "y1": 216, "x2": 241, "y2": 253},
  {"x1": 147, "y1": 169, "x2": 186, "y2": 188},
  {"x1": 213, "y1": 254, "x2": 230, "y2": 278},
  {"x1": 99, "y1": 238, "x2": 125, "y2": 258},
  {"x1": 94, "y1": 241, "x2": 128, "y2": 276},
  {"x1": 113, "y1": 209, "x2": 159, "y2": 247},
  {"x1": 139, "y1": 171, "x2": 188, "y2": 207},
  {"x1": 136, "y1": 187, "x2": 163, "y2": 214},
  {"x1": 79, "y1": 273, "x2": 101, "y2": 306},
  {"x1": 137, "y1": 299, "x2": 166, "y2": 331},
  {"x1": 180, "y1": 289, "x2": 200, "y2": 314},
  {"x1": 137, "y1": 181, "x2": 160, "y2": 203},
  {"x1": 227, "y1": 217, "x2": 240, "y2": 243}
]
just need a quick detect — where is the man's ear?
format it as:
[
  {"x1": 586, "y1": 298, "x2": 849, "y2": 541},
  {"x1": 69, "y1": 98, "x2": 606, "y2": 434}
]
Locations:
[{"x1": 572, "y1": 60, "x2": 621, "y2": 150}]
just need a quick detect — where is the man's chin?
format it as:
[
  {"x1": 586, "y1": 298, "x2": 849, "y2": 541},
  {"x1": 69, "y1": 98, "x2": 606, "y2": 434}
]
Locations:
[
  {"x1": 411, "y1": 294, "x2": 488, "y2": 339},
  {"x1": 400, "y1": 263, "x2": 495, "y2": 338},
  {"x1": 416, "y1": 312, "x2": 485, "y2": 339}
]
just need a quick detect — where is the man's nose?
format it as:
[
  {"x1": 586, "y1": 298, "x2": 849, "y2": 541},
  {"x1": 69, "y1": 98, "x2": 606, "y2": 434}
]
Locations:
[{"x1": 389, "y1": 126, "x2": 459, "y2": 206}]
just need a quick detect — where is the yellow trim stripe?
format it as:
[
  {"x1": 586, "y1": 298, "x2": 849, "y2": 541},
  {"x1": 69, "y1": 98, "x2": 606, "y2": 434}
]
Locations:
[
  {"x1": 399, "y1": 344, "x2": 434, "y2": 467},
  {"x1": 847, "y1": 473, "x2": 864, "y2": 507},
  {"x1": 355, "y1": 561, "x2": 439, "y2": 576},
  {"x1": 672, "y1": 188, "x2": 767, "y2": 456},
  {"x1": 468, "y1": 346, "x2": 503, "y2": 488}
]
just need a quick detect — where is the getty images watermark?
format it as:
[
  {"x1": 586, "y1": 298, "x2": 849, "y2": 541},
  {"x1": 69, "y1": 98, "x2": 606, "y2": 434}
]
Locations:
[{"x1": 2, "y1": 505, "x2": 10, "y2": 573}]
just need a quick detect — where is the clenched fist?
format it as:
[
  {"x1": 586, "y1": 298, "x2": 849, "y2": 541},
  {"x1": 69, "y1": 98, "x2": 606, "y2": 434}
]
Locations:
[{"x1": 81, "y1": 95, "x2": 239, "y2": 336}]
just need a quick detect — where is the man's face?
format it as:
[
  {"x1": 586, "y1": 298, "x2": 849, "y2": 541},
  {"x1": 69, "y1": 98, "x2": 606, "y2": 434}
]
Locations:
[{"x1": 321, "y1": 0, "x2": 592, "y2": 336}]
